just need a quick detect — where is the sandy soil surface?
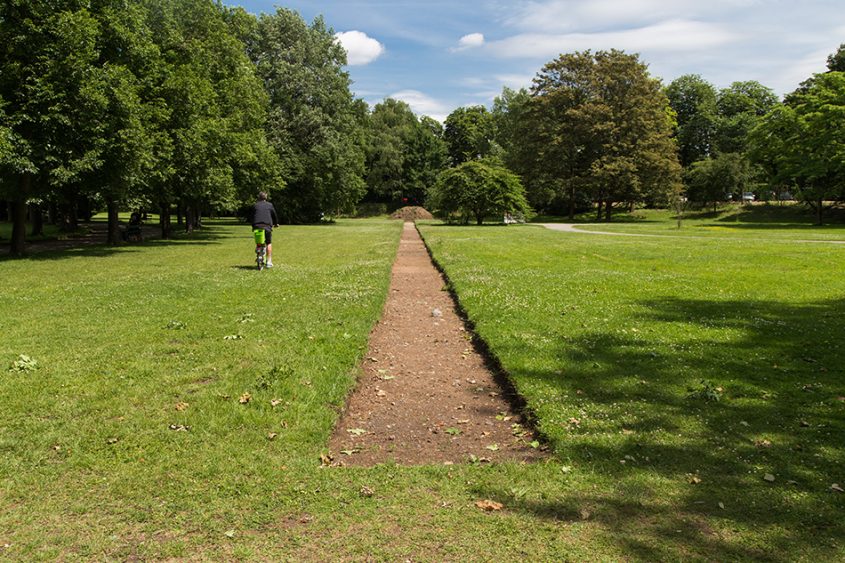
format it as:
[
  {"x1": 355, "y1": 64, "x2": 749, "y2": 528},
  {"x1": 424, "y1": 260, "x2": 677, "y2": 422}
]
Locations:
[{"x1": 328, "y1": 222, "x2": 545, "y2": 466}]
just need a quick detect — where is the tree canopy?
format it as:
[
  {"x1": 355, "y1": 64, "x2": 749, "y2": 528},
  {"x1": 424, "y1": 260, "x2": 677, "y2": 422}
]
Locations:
[
  {"x1": 515, "y1": 49, "x2": 682, "y2": 220},
  {"x1": 427, "y1": 159, "x2": 531, "y2": 225}
]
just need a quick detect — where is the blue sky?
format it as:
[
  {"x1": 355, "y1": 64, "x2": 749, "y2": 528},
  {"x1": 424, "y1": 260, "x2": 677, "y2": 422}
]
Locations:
[{"x1": 227, "y1": 0, "x2": 845, "y2": 121}]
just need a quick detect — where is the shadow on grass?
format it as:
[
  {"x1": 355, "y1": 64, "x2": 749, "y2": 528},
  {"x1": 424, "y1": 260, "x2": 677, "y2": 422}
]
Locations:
[
  {"x1": 483, "y1": 296, "x2": 845, "y2": 560},
  {"x1": 0, "y1": 223, "x2": 230, "y2": 262}
]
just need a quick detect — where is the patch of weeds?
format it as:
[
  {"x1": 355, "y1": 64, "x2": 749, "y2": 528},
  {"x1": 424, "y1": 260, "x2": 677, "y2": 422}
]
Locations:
[
  {"x1": 8, "y1": 354, "x2": 38, "y2": 373},
  {"x1": 256, "y1": 365, "x2": 294, "y2": 390},
  {"x1": 165, "y1": 320, "x2": 187, "y2": 330},
  {"x1": 687, "y1": 380, "x2": 723, "y2": 402}
]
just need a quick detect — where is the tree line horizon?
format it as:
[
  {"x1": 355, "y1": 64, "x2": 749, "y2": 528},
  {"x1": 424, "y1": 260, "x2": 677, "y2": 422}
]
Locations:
[{"x1": 2, "y1": 1, "x2": 843, "y2": 255}]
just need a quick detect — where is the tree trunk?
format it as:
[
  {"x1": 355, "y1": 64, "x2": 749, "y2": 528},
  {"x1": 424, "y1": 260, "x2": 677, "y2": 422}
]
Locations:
[
  {"x1": 9, "y1": 174, "x2": 31, "y2": 256},
  {"x1": 48, "y1": 200, "x2": 58, "y2": 225},
  {"x1": 605, "y1": 199, "x2": 613, "y2": 222},
  {"x1": 160, "y1": 202, "x2": 172, "y2": 239},
  {"x1": 817, "y1": 198, "x2": 823, "y2": 226},
  {"x1": 106, "y1": 197, "x2": 121, "y2": 245},
  {"x1": 185, "y1": 205, "x2": 195, "y2": 233},
  {"x1": 30, "y1": 202, "x2": 44, "y2": 237},
  {"x1": 568, "y1": 185, "x2": 576, "y2": 220},
  {"x1": 61, "y1": 201, "x2": 79, "y2": 232},
  {"x1": 595, "y1": 199, "x2": 603, "y2": 221},
  {"x1": 176, "y1": 204, "x2": 183, "y2": 227},
  {"x1": 476, "y1": 213, "x2": 483, "y2": 226}
]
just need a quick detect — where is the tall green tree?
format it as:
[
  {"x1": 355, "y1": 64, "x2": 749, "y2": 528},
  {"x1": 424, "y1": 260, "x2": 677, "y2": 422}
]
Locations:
[
  {"x1": 749, "y1": 72, "x2": 845, "y2": 224},
  {"x1": 529, "y1": 50, "x2": 682, "y2": 220},
  {"x1": 244, "y1": 8, "x2": 365, "y2": 222},
  {"x1": 364, "y1": 98, "x2": 446, "y2": 205},
  {"x1": 0, "y1": 0, "x2": 106, "y2": 255},
  {"x1": 443, "y1": 105, "x2": 495, "y2": 166},
  {"x1": 714, "y1": 81, "x2": 778, "y2": 155},
  {"x1": 665, "y1": 75, "x2": 718, "y2": 167},
  {"x1": 143, "y1": 0, "x2": 277, "y2": 236}
]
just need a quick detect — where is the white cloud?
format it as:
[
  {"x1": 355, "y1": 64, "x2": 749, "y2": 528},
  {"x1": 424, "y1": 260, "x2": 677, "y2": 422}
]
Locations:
[
  {"x1": 389, "y1": 90, "x2": 451, "y2": 122},
  {"x1": 507, "y1": 0, "x2": 757, "y2": 33},
  {"x1": 334, "y1": 31, "x2": 385, "y2": 66},
  {"x1": 486, "y1": 19, "x2": 737, "y2": 59},
  {"x1": 453, "y1": 32, "x2": 486, "y2": 52}
]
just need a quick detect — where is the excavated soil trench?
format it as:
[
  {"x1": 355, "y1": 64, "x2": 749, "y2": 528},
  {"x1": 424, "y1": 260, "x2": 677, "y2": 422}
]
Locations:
[{"x1": 328, "y1": 222, "x2": 545, "y2": 466}]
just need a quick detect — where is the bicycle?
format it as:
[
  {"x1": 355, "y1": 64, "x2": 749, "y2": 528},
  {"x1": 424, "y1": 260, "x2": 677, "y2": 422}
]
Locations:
[{"x1": 253, "y1": 228, "x2": 267, "y2": 270}]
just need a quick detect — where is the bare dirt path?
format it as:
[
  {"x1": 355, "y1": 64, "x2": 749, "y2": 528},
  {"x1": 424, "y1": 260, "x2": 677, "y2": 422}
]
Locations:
[{"x1": 328, "y1": 222, "x2": 545, "y2": 466}]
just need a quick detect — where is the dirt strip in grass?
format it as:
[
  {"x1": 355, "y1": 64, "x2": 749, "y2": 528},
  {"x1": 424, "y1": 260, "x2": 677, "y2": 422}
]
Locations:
[{"x1": 328, "y1": 221, "x2": 545, "y2": 466}]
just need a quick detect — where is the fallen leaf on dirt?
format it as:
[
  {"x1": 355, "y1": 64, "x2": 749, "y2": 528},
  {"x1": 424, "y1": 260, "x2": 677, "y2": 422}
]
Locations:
[
  {"x1": 175, "y1": 402, "x2": 189, "y2": 411},
  {"x1": 486, "y1": 444, "x2": 500, "y2": 451},
  {"x1": 530, "y1": 441, "x2": 540, "y2": 449},
  {"x1": 319, "y1": 453, "x2": 333, "y2": 466},
  {"x1": 376, "y1": 389, "x2": 387, "y2": 397},
  {"x1": 239, "y1": 393, "x2": 252, "y2": 404},
  {"x1": 267, "y1": 432, "x2": 278, "y2": 440},
  {"x1": 475, "y1": 500, "x2": 503, "y2": 511},
  {"x1": 445, "y1": 427, "x2": 462, "y2": 436},
  {"x1": 457, "y1": 419, "x2": 470, "y2": 424},
  {"x1": 359, "y1": 486, "x2": 374, "y2": 498},
  {"x1": 379, "y1": 375, "x2": 395, "y2": 381},
  {"x1": 271, "y1": 399, "x2": 283, "y2": 407},
  {"x1": 224, "y1": 530, "x2": 235, "y2": 538},
  {"x1": 347, "y1": 428, "x2": 367, "y2": 436},
  {"x1": 831, "y1": 484, "x2": 844, "y2": 493},
  {"x1": 764, "y1": 473, "x2": 776, "y2": 482},
  {"x1": 340, "y1": 449, "x2": 360, "y2": 456},
  {"x1": 368, "y1": 357, "x2": 378, "y2": 363}
]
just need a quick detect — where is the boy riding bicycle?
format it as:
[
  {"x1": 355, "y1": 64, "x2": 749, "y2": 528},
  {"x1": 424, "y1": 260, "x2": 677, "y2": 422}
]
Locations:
[{"x1": 251, "y1": 191, "x2": 278, "y2": 268}]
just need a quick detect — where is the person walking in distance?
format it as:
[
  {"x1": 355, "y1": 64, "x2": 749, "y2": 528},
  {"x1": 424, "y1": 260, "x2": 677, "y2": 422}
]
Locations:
[{"x1": 251, "y1": 191, "x2": 278, "y2": 267}]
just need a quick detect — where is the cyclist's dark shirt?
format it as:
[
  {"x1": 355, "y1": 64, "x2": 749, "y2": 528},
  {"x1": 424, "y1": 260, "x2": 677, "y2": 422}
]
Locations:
[{"x1": 251, "y1": 200, "x2": 278, "y2": 228}]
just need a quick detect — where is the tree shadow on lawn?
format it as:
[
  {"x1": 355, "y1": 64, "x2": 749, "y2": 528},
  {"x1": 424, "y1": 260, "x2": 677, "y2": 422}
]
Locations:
[
  {"x1": 0, "y1": 225, "x2": 228, "y2": 262},
  {"x1": 488, "y1": 296, "x2": 845, "y2": 560}
]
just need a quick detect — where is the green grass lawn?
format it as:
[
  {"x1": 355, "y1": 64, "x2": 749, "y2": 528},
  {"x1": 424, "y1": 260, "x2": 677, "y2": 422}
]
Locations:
[
  {"x1": 418, "y1": 219, "x2": 845, "y2": 561},
  {"x1": 2, "y1": 215, "x2": 843, "y2": 560}
]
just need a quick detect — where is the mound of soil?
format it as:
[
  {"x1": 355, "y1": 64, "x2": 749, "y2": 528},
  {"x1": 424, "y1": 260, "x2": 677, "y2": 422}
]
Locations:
[{"x1": 390, "y1": 206, "x2": 433, "y2": 221}]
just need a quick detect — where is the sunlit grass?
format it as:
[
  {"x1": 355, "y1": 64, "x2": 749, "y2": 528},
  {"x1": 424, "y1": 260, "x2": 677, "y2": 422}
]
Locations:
[
  {"x1": 418, "y1": 221, "x2": 845, "y2": 560},
  {"x1": 2, "y1": 216, "x2": 843, "y2": 560}
]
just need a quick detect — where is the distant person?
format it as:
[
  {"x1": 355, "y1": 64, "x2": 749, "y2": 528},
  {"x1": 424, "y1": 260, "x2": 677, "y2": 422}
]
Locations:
[{"x1": 251, "y1": 191, "x2": 278, "y2": 267}]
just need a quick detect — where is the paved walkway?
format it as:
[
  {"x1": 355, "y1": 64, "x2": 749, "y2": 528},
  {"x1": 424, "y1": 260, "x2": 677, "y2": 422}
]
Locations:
[{"x1": 538, "y1": 223, "x2": 845, "y2": 244}]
